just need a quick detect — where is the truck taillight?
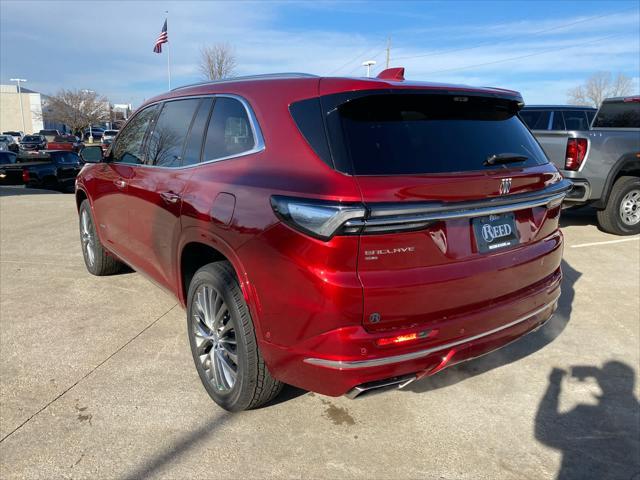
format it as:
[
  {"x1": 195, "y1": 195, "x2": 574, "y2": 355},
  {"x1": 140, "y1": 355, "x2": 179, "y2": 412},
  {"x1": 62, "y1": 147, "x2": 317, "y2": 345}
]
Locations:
[
  {"x1": 22, "y1": 169, "x2": 29, "y2": 183},
  {"x1": 565, "y1": 138, "x2": 588, "y2": 171}
]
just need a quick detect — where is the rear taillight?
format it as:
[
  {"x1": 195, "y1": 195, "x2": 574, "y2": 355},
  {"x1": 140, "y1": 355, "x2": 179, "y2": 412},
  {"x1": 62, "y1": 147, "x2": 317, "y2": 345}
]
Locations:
[
  {"x1": 270, "y1": 196, "x2": 366, "y2": 240},
  {"x1": 22, "y1": 169, "x2": 29, "y2": 183},
  {"x1": 565, "y1": 138, "x2": 588, "y2": 171}
]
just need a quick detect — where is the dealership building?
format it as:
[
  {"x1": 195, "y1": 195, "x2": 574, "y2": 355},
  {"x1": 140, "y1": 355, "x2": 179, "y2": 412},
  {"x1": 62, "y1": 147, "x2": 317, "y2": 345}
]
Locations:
[{"x1": 0, "y1": 84, "x2": 45, "y2": 134}]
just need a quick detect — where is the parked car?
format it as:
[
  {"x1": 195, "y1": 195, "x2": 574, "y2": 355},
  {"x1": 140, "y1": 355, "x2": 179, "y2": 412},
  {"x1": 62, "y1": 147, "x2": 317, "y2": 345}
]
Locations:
[
  {"x1": 526, "y1": 97, "x2": 640, "y2": 235},
  {"x1": 64, "y1": 135, "x2": 84, "y2": 152},
  {"x1": 520, "y1": 105, "x2": 597, "y2": 131},
  {"x1": 75, "y1": 70, "x2": 570, "y2": 411},
  {"x1": 0, "y1": 151, "x2": 22, "y2": 185},
  {"x1": 22, "y1": 150, "x2": 82, "y2": 192},
  {"x1": 46, "y1": 135, "x2": 76, "y2": 151},
  {"x1": 39, "y1": 129, "x2": 61, "y2": 143},
  {"x1": 102, "y1": 129, "x2": 118, "y2": 142},
  {"x1": 2, "y1": 131, "x2": 24, "y2": 142},
  {"x1": 19, "y1": 134, "x2": 47, "y2": 152},
  {"x1": 0, "y1": 134, "x2": 19, "y2": 153},
  {"x1": 83, "y1": 128, "x2": 104, "y2": 141}
]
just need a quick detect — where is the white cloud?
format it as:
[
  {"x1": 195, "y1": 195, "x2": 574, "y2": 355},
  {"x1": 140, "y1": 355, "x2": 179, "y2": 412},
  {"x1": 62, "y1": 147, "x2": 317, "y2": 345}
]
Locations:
[{"x1": 1, "y1": 1, "x2": 638, "y2": 106}]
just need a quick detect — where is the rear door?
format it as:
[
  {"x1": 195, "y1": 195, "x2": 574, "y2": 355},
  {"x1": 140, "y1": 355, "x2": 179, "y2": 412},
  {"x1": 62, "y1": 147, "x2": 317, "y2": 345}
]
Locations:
[
  {"x1": 324, "y1": 91, "x2": 566, "y2": 332},
  {"x1": 126, "y1": 97, "x2": 209, "y2": 290}
]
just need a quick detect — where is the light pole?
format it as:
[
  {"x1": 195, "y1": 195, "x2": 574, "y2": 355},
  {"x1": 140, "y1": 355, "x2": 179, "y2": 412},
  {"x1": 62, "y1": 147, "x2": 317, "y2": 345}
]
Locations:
[
  {"x1": 10, "y1": 78, "x2": 27, "y2": 133},
  {"x1": 362, "y1": 60, "x2": 376, "y2": 78},
  {"x1": 81, "y1": 89, "x2": 96, "y2": 142}
]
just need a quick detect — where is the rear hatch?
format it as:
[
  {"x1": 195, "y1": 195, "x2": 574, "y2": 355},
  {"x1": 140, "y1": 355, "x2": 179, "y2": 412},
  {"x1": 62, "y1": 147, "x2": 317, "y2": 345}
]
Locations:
[{"x1": 321, "y1": 89, "x2": 568, "y2": 332}]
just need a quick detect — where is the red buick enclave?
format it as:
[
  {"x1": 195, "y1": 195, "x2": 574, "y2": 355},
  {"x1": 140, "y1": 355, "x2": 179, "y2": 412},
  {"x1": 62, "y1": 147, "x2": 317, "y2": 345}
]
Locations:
[{"x1": 75, "y1": 69, "x2": 570, "y2": 411}]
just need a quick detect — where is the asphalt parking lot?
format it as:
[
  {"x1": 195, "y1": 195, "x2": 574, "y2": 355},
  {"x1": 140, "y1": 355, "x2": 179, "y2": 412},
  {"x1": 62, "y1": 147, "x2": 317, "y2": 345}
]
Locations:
[{"x1": 0, "y1": 186, "x2": 638, "y2": 480}]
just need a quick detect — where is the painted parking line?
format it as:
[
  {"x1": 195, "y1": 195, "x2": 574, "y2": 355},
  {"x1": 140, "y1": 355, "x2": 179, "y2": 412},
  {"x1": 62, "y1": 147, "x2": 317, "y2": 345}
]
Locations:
[{"x1": 570, "y1": 237, "x2": 640, "y2": 249}]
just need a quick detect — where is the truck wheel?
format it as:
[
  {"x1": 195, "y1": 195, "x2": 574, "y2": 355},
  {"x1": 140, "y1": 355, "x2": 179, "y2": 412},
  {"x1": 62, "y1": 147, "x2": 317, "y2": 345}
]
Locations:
[
  {"x1": 187, "y1": 261, "x2": 283, "y2": 411},
  {"x1": 596, "y1": 176, "x2": 640, "y2": 235},
  {"x1": 79, "y1": 200, "x2": 124, "y2": 275}
]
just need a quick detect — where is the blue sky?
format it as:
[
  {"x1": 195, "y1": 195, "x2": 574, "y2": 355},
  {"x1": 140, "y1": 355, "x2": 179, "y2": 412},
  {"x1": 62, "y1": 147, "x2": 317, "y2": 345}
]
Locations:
[{"x1": 1, "y1": 0, "x2": 638, "y2": 107}]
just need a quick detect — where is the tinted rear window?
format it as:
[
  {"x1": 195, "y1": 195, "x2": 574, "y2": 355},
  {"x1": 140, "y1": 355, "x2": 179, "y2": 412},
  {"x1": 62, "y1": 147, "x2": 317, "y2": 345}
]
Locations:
[
  {"x1": 23, "y1": 136, "x2": 40, "y2": 142},
  {"x1": 520, "y1": 110, "x2": 550, "y2": 130},
  {"x1": 593, "y1": 101, "x2": 640, "y2": 128},
  {"x1": 336, "y1": 94, "x2": 547, "y2": 175}
]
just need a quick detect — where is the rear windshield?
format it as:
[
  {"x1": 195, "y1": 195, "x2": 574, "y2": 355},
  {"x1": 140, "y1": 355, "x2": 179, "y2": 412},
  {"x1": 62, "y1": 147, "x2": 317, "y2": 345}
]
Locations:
[
  {"x1": 23, "y1": 136, "x2": 40, "y2": 142},
  {"x1": 103, "y1": 130, "x2": 118, "y2": 136},
  {"x1": 592, "y1": 100, "x2": 640, "y2": 128},
  {"x1": 335, "y1": 94, "x2": 547, "y2": 175}
]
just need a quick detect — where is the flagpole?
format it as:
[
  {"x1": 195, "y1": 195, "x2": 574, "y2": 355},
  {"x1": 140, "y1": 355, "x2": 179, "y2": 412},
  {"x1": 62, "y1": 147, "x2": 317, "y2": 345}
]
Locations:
[{"x1": 165, "y1": 11, "x2": 171, "y2": 90}]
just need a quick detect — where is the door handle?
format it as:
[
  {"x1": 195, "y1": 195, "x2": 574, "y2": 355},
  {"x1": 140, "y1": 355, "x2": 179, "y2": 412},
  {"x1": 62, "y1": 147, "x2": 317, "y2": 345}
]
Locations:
[
  {"x1": 114, "y1": 179, "x2": 126, "y2": 189},
  {"x1": 160, "y1": 191, "x2": 181, "y2": 204}
]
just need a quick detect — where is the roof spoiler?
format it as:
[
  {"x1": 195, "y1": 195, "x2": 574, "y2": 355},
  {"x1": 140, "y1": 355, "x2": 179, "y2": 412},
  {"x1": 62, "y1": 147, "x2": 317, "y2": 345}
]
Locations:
[{"x1": 377, "y1": 67, "x2": 405, "y2": 81}]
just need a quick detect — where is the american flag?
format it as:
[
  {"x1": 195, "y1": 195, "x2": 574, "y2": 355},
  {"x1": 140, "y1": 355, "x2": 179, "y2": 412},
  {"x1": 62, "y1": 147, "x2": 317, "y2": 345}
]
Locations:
[{"x1": 153, "y1": 19, "x2": 168, "y2": 53}]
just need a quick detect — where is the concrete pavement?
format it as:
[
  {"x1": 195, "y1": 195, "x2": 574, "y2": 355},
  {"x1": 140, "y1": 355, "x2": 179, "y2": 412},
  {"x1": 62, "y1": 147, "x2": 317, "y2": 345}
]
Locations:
[{"x1": 1, "y1": 187, "x2": 638, "y2": 479}]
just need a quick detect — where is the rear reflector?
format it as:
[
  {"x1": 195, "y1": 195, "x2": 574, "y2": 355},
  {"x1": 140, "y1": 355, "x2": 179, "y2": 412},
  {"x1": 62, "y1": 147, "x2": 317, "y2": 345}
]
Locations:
[
  {"x1": 565, "y1": 138, "x2": 588, "y2": 171},
  {"x1": 22, "y1": 169, "x2": 29, "y2": 183},
  {"x1": 376, "y1": 330, "x2": 430, "y2": 347}
]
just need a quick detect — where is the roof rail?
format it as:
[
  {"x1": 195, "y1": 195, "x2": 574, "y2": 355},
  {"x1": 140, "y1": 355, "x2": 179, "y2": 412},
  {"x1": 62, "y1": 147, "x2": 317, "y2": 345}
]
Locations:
[{"x1": 171, "y1": 73, "x2": 318, "y2": 91}]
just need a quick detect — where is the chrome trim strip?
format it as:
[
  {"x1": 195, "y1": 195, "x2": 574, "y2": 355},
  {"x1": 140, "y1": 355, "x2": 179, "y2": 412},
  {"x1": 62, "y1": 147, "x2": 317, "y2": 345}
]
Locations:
[
  {"x1": 347, "y1": 192, "x2": 567, "y2": 228},
  {"x1": 303, "y1": 294, "x2": 560, "y2": 370}
]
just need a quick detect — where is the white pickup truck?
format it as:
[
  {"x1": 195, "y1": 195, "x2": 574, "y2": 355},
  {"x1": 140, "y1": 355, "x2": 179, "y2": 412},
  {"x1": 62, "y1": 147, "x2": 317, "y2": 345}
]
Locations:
[{"x1": 522, "y1": 97, "x2": 640, "y2": 235}]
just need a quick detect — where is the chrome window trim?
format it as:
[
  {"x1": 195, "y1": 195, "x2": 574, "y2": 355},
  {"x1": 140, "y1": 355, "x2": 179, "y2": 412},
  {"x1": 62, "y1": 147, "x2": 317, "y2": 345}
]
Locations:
[
  {"x1": 110, "y1": 93, "x2": 265, "y2": 170},
  {"x1": 304, "y1": 293, "x2": 560, "y2": 370}
]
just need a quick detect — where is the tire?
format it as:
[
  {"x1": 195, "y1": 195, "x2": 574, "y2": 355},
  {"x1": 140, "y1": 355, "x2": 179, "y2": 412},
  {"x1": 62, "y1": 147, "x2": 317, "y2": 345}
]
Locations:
[
  {"x1": 187, "y1": 261, "x2": 283, "y2": 411},
  {"x1": 78, "y1": 200, "x2": 124, "y2": 275},
  {"x1": 596, "y1": 176, "x2": 640, "y2": 236}
]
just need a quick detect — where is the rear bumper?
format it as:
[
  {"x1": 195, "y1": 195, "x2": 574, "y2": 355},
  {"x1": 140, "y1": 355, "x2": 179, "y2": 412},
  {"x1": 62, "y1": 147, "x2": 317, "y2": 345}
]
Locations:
[
  {"x1": 261, "y1": 268, "x2": 562, "y2": 397},
  {"x1": 562, "y1": 178, "x2": 591, "y2": 203}
]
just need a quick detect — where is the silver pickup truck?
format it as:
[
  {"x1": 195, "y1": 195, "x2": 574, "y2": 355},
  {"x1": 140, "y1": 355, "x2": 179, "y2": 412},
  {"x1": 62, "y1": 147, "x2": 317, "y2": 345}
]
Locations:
[{"x1": 522, "y1": 97, "x2": 640, "y2": 235}]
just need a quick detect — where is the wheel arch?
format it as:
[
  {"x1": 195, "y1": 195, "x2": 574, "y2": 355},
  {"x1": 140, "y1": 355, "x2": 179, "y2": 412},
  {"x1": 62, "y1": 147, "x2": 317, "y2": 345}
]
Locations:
[
  {"x1": 75, "y1": 188, "x2": 88, "y2": 211},
  {"x1": 594, "y1": 153, "x2": 640, "y2": 209},
  {"x1": 177, "y1": 233, "x2": 256, "y2": 326}
]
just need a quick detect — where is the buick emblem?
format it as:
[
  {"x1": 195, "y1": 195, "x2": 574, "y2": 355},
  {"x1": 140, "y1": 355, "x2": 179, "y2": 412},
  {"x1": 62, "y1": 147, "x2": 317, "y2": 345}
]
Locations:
[{"x1": 499, "y1": 178, "x2": 512, "y2": 195}]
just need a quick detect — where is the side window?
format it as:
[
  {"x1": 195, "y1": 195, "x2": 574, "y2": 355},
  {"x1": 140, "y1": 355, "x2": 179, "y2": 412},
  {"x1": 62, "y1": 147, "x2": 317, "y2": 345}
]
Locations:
[
  {"x1": 146, "y1": 99, "x2": 200, "y2": 167},
  {"x1": 519, "y1": 110, "x2": 551, "y2": 130},
  {"x1": 202, "y1": 97, "x2": 255, "y2": 161},
  {"x1": 113, "y1": 104, "x2": 160, "y2": 164},
  {"x1": 563, "y1": 110, "x2": 589, "y2": 130},
  {"x1": 182, "y1": 98, "x2": 213, "y2": 166},
  {"x1": 551, "y1": 111, "x2": 565, "y2": 130}
]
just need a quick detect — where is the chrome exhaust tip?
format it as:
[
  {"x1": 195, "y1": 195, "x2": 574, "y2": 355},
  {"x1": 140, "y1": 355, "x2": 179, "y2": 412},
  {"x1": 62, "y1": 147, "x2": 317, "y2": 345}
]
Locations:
[{"x1": 345, "y1": 374, "x2": 418, "y2": 399}]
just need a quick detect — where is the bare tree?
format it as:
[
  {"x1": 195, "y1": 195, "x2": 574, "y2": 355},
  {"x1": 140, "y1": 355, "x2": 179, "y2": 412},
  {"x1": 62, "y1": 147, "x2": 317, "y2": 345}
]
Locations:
[
  {"x1": 567, "y1": 72, "x2": 635, "y2": 107},
  {"x1": 42, "y1": 89, "x2": 110, "y2": 135},
  {"x1": 199, "y1": 43, "x2": 237, "y2": 81}
]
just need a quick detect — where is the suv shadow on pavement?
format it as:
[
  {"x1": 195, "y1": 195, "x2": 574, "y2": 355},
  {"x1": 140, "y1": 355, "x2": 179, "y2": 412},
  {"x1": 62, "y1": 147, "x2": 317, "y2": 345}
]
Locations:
[
  {"x1": 535, "y1": 362, "x2": 640, "y2": 480},
  {"x1": 0, "y1": 186, "x2": 63, "y2": 197},
  {"x1": 405, "y1": 259, "x2": 580, "y2": 393},
  {"x1": 559, "y1": 206, "x2": 600, "y2": 229}
]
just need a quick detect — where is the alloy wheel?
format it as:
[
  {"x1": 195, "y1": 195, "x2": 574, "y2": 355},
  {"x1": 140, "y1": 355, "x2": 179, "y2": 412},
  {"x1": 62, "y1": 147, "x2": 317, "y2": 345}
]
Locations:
[
  {"x1": 192, "y1": 284, "x2": 238, "y2": 392},
  {"x1": 620, "y1": 189, "x2": 640, "y2": 226},
  {"x1": 81, "y1": 209, "x2": 95, "y2": 267}
]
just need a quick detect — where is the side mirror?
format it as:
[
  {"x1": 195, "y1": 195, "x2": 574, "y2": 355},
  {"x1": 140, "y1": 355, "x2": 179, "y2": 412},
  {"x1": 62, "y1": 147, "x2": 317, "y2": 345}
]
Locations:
[{"x1": 79, "y1": 145, "x2": 104, "y2": 163}]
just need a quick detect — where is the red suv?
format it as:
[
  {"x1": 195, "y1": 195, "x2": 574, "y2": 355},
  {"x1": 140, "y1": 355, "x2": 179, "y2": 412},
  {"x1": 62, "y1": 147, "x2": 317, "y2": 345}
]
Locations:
[{"x1": 76, "y1": 69, "x2": 570, "y2": 411}]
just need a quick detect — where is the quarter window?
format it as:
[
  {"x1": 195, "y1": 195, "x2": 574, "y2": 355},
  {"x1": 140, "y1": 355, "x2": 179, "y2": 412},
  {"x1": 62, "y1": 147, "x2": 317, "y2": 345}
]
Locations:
[
  {"x1": 113, "y1": 104, "x2": 160, "y2": 164},
  {"x1": 147, "y1": 99, "x2": 201, "y2": 167},
  {"x1": 202, "y1": 97, "x2": 255, "y2": 161}
]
